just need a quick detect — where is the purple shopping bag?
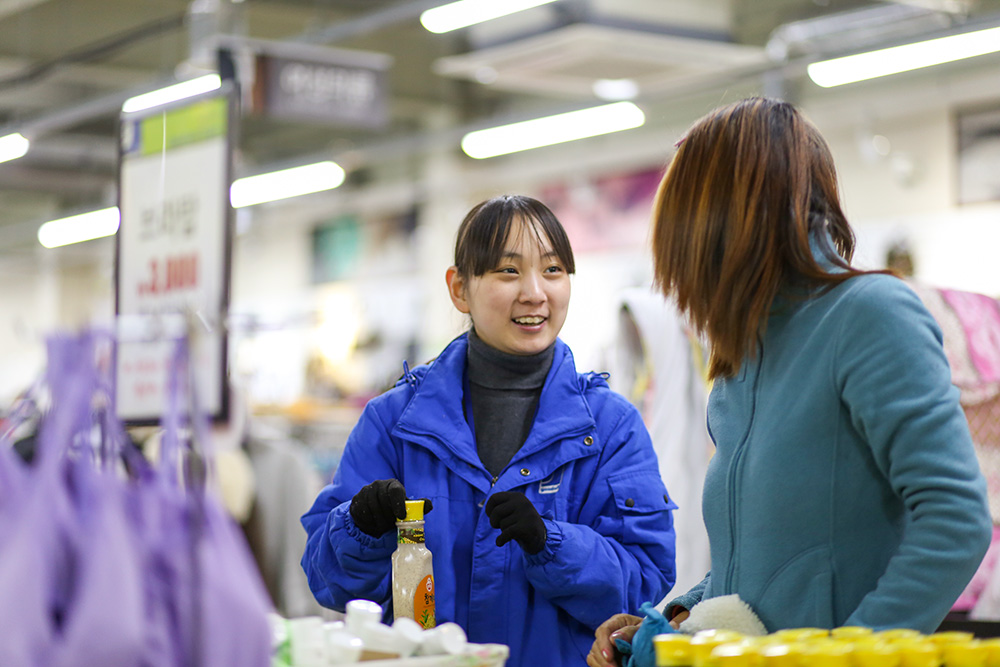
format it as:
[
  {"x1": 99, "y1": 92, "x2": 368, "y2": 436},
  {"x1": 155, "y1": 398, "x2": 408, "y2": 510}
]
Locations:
[
  {"x1": 154, "y1": 337, "x2": 274, "y2": 667},
  {"x1": 0, "y1": 332, "x2": 147, "y2": 666}
]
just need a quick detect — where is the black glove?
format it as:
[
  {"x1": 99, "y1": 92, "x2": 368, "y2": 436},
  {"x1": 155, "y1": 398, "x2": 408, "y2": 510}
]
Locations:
[
  {"x1": 484, "y1": 491, "x2": 546, "y2": 555},
  {"x1": 349, "y1": 479, "x2": 433, "y2": 538}
]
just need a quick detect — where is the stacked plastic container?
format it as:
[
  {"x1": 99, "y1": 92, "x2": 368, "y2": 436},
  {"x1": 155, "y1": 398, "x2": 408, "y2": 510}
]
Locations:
[{"x1": 654, "y1": 626, "x2": 1000, "y2": 667}]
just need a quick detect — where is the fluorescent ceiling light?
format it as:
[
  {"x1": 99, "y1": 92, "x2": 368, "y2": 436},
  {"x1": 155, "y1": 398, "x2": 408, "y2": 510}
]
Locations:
[
  {"x1": 230, "y1": 161, "x2": 346, "y2": 208},
  {"x1": 421, "y1": 0, "x2": 558, "y2": 34},
  {"x1": 592, "y1": 79, "x2": 640, "y2": 101},
  {"x1": 0, "y1": 132, "x2": 29, "y2": 164},
  {"x1": 122, "y1": 74, "x2": 222, "y2": 113},
  {"x1": 461, "y1": 101, "x2": 645, "y2": 159},
  {"x1": 808, "y1": 25, "x2": 1000, "y2": 88},
  {"x1": 38, "y1": 207, "x2": 120, "y2": 249}
]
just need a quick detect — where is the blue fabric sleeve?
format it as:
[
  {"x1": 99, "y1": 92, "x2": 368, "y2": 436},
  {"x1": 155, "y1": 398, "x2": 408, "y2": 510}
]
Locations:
[
  {"x1": 520, "y1": 403, "x2": 677, "y2": 629},
  {"x1": 835, "y1": 277, "x2": 991, "y2": 631},
  {"x1": 300, "y1": 402, "x2": 399, "y2": 611},
  {"x1": 623, "y1": 602, "x2": 677, "y2": 667},
  {"x1": 664, "y1": 574, "x2": 709, "y2": 619}
]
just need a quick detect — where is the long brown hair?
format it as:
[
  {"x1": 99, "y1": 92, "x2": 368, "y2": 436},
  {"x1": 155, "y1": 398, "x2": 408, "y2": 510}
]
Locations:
[{"x1": 651, "y1": 97, "x2": 882, "y2": 379}]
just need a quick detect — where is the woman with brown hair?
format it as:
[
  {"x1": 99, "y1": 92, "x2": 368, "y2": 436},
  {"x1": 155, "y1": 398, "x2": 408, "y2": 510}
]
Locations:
[{"x1": 589, "y1": 97, "x2": 990, "y2": 666}]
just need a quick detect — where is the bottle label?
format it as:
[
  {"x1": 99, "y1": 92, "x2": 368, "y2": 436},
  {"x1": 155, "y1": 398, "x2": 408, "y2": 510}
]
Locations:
[
  {"x1": 414, "y1": 574, "x2": 435, "y2": 629},
  {"x1": 398, "y1": 527, "x2": 424, "y2": 544}
]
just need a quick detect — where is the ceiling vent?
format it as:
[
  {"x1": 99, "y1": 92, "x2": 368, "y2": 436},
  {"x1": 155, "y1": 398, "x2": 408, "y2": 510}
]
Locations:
[{"x1": 432, "y1": 22, "x2": 767, "y2": 100}]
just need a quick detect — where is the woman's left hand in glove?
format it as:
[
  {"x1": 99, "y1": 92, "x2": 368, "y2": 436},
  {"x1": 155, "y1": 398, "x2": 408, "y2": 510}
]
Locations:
[{"x1": 484, "y1": 491, "x2": 547, "y2": 554}]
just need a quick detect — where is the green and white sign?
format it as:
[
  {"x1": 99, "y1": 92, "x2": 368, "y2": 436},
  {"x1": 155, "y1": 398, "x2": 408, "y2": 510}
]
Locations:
[{"x1": 115, "y1": 88, "x2": 235, "y2": 424}]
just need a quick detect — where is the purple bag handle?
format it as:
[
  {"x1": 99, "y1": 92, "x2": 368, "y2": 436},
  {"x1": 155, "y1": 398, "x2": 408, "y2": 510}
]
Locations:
[{"x1": 160, "y1": 334, "x2": 212, "y2": 666}]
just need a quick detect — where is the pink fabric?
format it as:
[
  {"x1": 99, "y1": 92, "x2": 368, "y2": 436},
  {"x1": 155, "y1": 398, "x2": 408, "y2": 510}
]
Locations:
[
  {"x1": 954, "y1": 525, "x2": 1000, "y2": 611},
  {"x1": 941, "y1": 288, "x2": 1000, "y2": 386}
]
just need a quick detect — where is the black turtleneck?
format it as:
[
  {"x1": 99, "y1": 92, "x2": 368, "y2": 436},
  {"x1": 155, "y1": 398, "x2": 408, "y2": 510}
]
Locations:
[{"x1": 466, "y1": 329, "x2": 555, "y2": 477}]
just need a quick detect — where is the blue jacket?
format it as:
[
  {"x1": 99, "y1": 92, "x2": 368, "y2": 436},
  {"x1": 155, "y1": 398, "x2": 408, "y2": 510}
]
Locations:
[
  {"x1": 301, "y1": 334, "x2": 676, "y2": 667},
  {"x1": 667, "y1": 267, "x2": 991, "y2": 632}
]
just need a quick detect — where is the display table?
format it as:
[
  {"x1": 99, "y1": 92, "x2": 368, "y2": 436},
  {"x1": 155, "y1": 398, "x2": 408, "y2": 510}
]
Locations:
[{"x1": 353, "y1": 644, "x2": 508, "y2": 667}]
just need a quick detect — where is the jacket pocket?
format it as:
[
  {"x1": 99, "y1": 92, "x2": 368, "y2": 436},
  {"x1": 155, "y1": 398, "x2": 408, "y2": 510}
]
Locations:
[
  {"x1": 608, "y1": 471, "x2": 677, "y2": 542},
  {"x1": 755, "y1": 546, "x2": 835, "y2": 630}
]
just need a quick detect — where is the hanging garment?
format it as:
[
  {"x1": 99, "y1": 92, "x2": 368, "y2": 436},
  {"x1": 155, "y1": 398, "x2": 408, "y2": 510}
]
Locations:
[{"x1": 607, "y1": 287, "x2": 713, "y2": 600}]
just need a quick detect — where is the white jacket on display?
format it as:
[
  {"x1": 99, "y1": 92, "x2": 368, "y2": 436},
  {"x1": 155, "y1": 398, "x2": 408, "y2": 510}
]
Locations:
[{"x1": 609, "y1": 286, "x2": 713, "y2": 601}]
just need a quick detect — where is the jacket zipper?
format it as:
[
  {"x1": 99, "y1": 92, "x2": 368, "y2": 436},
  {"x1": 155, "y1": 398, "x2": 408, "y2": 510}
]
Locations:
[{"x1": 724, "y1": 342, "x2": 763, "y2": 592}]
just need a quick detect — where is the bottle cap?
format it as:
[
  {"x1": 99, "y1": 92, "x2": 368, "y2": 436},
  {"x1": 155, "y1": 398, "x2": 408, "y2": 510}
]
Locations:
[
  {"x1": 345, "y1": 599, "x2": 383, "y2": 632},
  {"x1": 404, "y1": 500, "x2": 425, "y2": 522}
]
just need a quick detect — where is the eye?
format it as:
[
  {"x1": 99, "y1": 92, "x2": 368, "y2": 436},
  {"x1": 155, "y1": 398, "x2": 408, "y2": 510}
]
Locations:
[
  {"x1": 544, "y1": 264, "x2": 564, "y2": 274},
  {"x1": 495, "y1": 267, "x2": 517, "y2": 275}
]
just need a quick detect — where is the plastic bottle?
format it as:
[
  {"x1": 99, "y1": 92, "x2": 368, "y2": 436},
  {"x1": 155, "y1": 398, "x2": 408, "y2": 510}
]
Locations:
[{"x1": 392, "y1": 499, "x2": 436, "y2": 629}]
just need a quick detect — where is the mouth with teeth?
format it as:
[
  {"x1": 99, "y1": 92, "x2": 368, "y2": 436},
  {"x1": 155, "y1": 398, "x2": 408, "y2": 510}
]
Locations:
[{"x1": 513, "y1": 316, "x2": 545, "y2": 326}]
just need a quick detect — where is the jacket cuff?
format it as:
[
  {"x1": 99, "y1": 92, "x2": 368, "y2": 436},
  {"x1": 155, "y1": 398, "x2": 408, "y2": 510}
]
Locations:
[
  {"x1": 334, "y1": 504, "x2": 396, "y2": 554},
  {"x1": 524, "y1": 518, "x2": 563, "y2": 566},
  {"x1": 664, "y1": 591, "x2": 701, "y2": 620}
]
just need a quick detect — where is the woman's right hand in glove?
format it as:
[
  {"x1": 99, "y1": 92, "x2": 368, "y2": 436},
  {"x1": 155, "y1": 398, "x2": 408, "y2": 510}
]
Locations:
[{"x1": 349, "y1": 479, "x2": 432, "y2": 537}]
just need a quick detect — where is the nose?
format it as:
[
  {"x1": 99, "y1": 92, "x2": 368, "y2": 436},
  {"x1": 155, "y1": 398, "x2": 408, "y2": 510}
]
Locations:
[{"x1": 519, "y1": 271, "x2": 546, "y2": 303}]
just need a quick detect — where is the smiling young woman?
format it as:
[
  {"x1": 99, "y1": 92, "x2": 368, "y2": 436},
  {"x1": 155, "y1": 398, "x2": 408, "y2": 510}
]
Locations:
[
  {"x1": 301, "y1": 194, "x2": 678, "y2": 667},
  {"x1": 445, "y1": 197, "x2": 572, "y2": 357}
]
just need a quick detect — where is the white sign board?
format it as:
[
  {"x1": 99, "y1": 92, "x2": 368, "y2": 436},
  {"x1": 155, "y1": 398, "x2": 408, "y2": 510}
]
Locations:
[{"x1": 115, "y1": 90, "x2": 233, "y2": 424}]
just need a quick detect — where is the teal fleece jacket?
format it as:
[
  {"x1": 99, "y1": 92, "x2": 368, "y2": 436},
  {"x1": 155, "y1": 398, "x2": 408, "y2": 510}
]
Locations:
[{"x1": 667, "y1": 258, "x2": 991, "y2": 632}]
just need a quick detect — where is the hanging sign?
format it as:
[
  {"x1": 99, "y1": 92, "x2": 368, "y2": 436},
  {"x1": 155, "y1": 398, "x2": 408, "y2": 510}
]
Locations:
[
  {"x1": 115, "y1": 85, "x2": 235, "y2": 425},
  {"x1": 250, "y1": 41, "x2": 391, "y2": 128}
]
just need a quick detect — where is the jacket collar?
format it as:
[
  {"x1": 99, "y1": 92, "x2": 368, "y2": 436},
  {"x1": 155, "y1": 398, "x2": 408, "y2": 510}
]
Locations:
[{"x1": 392, "y1": 333, "x2": 596, "y2": 475}]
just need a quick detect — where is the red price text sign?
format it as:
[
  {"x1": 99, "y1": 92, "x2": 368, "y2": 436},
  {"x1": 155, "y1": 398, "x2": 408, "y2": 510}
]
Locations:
[{"x1": 115, "y1": 89, "x2": 234, "y2": 424}]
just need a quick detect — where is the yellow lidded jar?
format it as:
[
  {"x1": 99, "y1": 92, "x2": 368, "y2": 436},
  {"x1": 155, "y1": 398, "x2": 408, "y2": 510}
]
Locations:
[
  {"x1": 796, "y1": 638, "x2": 853, "y2": 667},
  {"x1": 771, "y1": 628, "x2": 830, "y2": 643},
  {"x1": 708, "y1": 641, "x2": 761, "y2": 667},
  {"x1": 654, "y1": 633, "x2": 694, "y2": 667},
  {"x1": 852, "y1": 639, "x2": 901, "y2": 667},
  {"x1": 830, "y1": 627, "x2": 874, "y2": 641},
  {"x1": 941, "y1": 640, "x2": 987, "y2": 667},
  {"x1": 979, "y1": 638, "x2": 1000, "y2": 667},
  {"x1": 894, "y1": 639, "x2": 940, "y2": 667},
  {"x1": 930, "y1": 633, "x2": 977, "y2": 646},
  {"x1": 691, "y1": 630, "x2": 747, "y2": 667},
  {"x1": 758, "y1": 642, "x2": 802, "y2": 667},
  {"x1": 875, "y1": 629, "x2": 924, "y2": 643}
]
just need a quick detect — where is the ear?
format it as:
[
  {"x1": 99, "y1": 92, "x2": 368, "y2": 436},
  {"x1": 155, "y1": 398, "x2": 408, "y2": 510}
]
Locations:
[{"x1": 446, "y1": 266, "x2": 471, "y2": 314}]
